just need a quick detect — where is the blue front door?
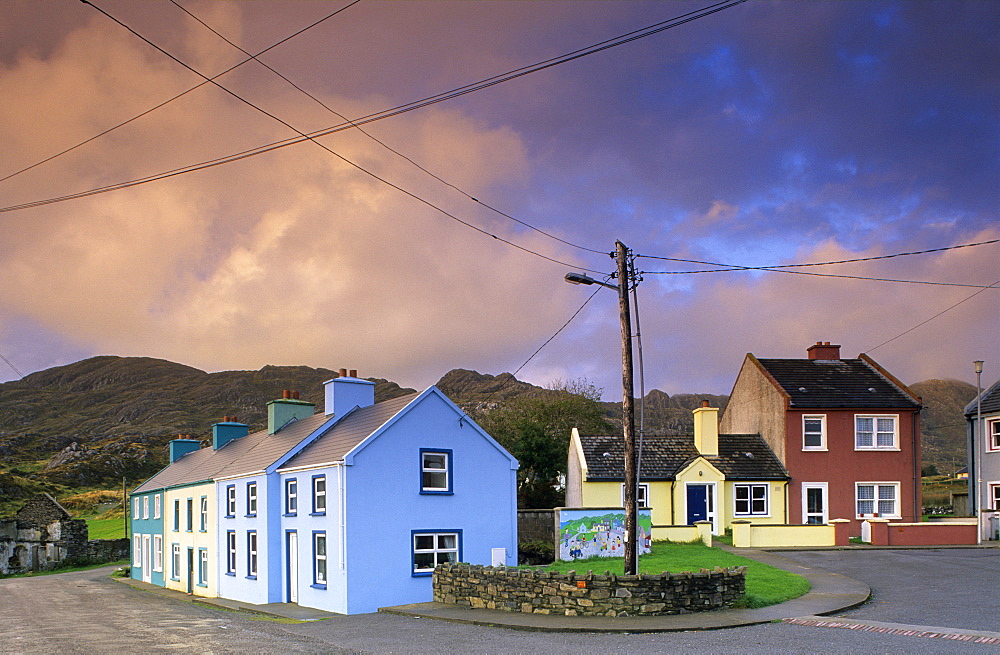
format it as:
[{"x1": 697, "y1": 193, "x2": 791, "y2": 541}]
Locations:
[{"x1": 686, "y1": 484, "x2": 709, "y2": 524}]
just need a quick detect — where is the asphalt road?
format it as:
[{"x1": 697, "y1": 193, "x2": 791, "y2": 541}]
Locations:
[{"x1": 0, "y1": 549, "x2": 996, "y2": 654}]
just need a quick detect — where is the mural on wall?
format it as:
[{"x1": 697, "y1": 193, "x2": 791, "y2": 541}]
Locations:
[{"x1": 557, "y1": 508, "x2": 652, "y2": 561}]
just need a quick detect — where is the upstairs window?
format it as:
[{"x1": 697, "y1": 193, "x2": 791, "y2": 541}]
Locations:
[
  {"x1": 803, "y1": 415, "x2": 826, "y2": 450},
  {"x1": 855, "y1": 415, "x2": 898, "y2": 450},
  {"x1": 199, "y1": 496, "x2": 208, "y2": 532},
  {"x1": 226, "y1": 485, "x2": 236, "y2": 518},
  {"x1": 173, "y1": 499, "x2": 181, "y2": 532},
  {"x1": 153, "y1": 495, "x2": 161, "y2": 519},
  {"x1": 142, "y1": 496, "x2": 149, "y2": 520},
  {"x1": 988, "y1": 419, "x2": 1000, "y2": 452},
  {"x1": 734, "y1": 484, "x2": 769, "y2": 516},
  {"x1": 133, "y1": 497, "x2": 140, "y2": 519},
  {"x1": 420, "y1": 449, "x2": 452, "y2": 494},
  {"x1": 246, "y1": 482, "x2": 257, "y2": 516},
  {"x1": 312, "y1": 476, "x2": 326, "y2": 514},
  {"x1": 186, "y1": 498, "x2": 193, "y2": 532},
  {"x1": 285, "y1": 478, "x2": 298, "y2": 515}
]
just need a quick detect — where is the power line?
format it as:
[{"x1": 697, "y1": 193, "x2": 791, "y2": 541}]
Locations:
[
  {"x1": 1, "y1": 0, "x2": 747, "y2": 216},
  {"x1": 865, "y1": 279, "x2": 1000, "y2": 354},
  {"x1": 0, "y1": 1, "x2": 361, "y2": 184},
  {"x1": 79, "y1": 0, "x2": 605, "y2": 274},
  {"x1": 167, "y1": 0, "x2": 604, "y2": 256}
]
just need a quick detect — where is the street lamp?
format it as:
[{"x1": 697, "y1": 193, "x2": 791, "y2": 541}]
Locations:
[
  {"x1": 565, "y1": 240, "x2": 640, "y2": 575},
  {"x1": 974, "y1": 360, "x2": 984, "y2": 542}
]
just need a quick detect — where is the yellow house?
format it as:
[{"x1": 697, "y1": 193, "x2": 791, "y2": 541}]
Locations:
[
  {"x1": 566, "y1": 403, "x2": 789, "y2": 535},
  {"x1": 163, "y1": 481, "x2": 217, "y2": 597}
]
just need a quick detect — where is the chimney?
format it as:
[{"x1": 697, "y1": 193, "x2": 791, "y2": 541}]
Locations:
[
  {"x1": 692, "y1": 400, "x2": 719, "y2": 457},
  {"x1": 267, "y1": 392, "x2": 315, "y2": 434},
  {"x1": 169, "y1": 437, "x2": 201, "y2": 462},
  {"x1": 213, "y1": 417, "x2": 249, "y2": 449},
  {"x1": 807, "y1": 341, "x2": 841, "y2": 360},
  {"x1": 324, "y1": 369, "x2": 375, "y2": 417}
]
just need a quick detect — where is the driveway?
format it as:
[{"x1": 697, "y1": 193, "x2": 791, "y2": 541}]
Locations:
[{"x1": 1, "y1": 549, "x2": 996, "y2": 654}]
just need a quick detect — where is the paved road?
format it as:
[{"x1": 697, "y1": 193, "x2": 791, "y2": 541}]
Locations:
[{"x1": 1, "y1": 549, "x2": 996, "y2": 654}]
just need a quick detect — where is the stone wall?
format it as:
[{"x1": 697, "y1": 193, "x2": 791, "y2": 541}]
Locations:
[
  {"x1": 433, "y1": 563, "x2": 746, "y2": 617},
  {"x1": 1, "y1": 494, "x2": 91, "y2": 575},
  {"x1": 87, "y1": 538, "x2": 130, "y2": 562},
  {"x1": 517, "y1": 510, "x2": 555, "y2": 544}
]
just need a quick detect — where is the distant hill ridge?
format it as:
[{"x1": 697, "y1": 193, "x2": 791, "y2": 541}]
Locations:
[{"x1": 0, "y1": 356, "x2": 972, "y2": 512}]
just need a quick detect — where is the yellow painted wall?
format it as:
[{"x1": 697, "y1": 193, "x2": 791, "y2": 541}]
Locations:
[
  {"x1": 721, "y1": 481, "x2": 788, "y2": 527},
  {"x1": 580, "y1": 480, "x2": 675, "y2": 529},
  {"x1": 674, "y1": 460, "x2": 725, "y2": 534},
  {"x1": 732, "y1": 523, "x2": 834, "y2": 548},
  {"x1": 164, "y1": 483, "x2": 217, "y2": 597}
]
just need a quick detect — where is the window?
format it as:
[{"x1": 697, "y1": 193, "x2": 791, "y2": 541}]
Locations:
[
  {"x1": 133, "y1": 497, "x2": 140, "y2": 518},
  {"x1": 412, "y1": 531, "x2": 460, "y2": 576},
  {"x1": 173, "y1": 499, "x2": 181, "y2": 532},
  {"x1": 226, "y1": 485, "x2": 236, "y2": 518},
  {"x1": 990, "y1": 483, "x2": 1000, "y2": 511},
  {"x1": 153, "y1": 495, "x2": 161, "y2": 519},
  {"x1": 152, "y1": 535, "x2": 163, "y2": 572},
  {"x1": 226, "y1": 531, "x2": 237, "y2": 575},
  {"x1": 285, "y1": 478, "x2": 298, "y2": 515},
  {"x1": 171, "y1": 544, "x2": 181, "y2": 580},
  {"x1": 734, "y1": 484, "x2": 769, "y2": 516},
  {"x1": 420, "y1": 449, "x2": 452, "y2": 494},
  {"x1": 855, "y1": 415, "x2": 898, "y2": 449},
  {"x1": 198, "y1": 549, "x2": 208, "y2": 587},
  {"x1": 803, "y1": 415, "x2": 826, "y2": 450},
  {"x1": 312, "y1": 475, "x2": 326, "y2": 515},
  {"x1": 856, "y1": 482, "x2": 900, "y2": 518},
  {"x1": 988, "y1": 419, "x2": 1000, "y2": 452},
  {"x1": 142, "y1": 496, "x2": 149, "y2": 519},
  {"x1": 246, "y1": 482, "x2": 257, "y2": 516},
  {"x1": 199, "y1": 496, "x2": 208, "y2": 532},
  {"x1": 186, "y1": 498, "x2": 194, "y2": 532},
  {"x1": 313, "y1": 532, "x2": 327, "y2": 587},
  {"x1": 621, "y1": 483, "x2": 649, "y2": 508},
  {"x1": 247, "y1": 531, "x2": 258, "y2": 578},
  {"x1": 132, "y1": 534, "x2": 142, "y2": 567}
]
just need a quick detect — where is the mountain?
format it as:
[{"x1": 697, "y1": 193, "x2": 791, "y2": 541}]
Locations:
[{"x1": 910, "y1": 378, "x2": 977, "y2": 475}]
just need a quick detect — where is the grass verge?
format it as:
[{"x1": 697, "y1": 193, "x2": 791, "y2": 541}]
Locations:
[
  {"x1": 537, "y1": 541, "x2": 809, "y2": 608},
  {"x1": 0, "y1": 558, "x2": 129, "y2": 580}
]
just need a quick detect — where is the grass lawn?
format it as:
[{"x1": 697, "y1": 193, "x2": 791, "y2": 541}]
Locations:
[
  {"x1": 538, "y1": 541, "x2": 810, "y2": 608},
  {"x1": 86, "y1": 517, "x2": 127, "y2": 540}
]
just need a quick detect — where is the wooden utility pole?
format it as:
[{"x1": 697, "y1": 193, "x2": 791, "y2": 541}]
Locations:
[{"x1": 615, "y1": 240, "x2": 639, "y2": 576}]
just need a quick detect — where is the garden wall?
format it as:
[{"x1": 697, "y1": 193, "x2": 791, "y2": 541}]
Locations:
[
  {"x1": 864, "y1": 519, "x2": 978, "y2": 546},
  {"x1": 433, "y1": 563, "x2": 746, "y2": 617}
]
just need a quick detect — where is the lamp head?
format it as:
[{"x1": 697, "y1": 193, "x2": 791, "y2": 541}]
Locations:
[{"x1": 974, "y1": 360, "x2": 984, "y2": 374}]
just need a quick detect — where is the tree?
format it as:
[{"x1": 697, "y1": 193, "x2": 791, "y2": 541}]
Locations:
[{"x1": 475, "y1": 379, "x2": 614, "y2": 509}]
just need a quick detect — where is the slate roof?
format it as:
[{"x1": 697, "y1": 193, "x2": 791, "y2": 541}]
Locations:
[
  {"x1": 965, "y1": 378, "x2": 1000, "y2": 417},
  {"x1": 579, "y1": 433, "x2": 788, "y2": 481},
  {"x1": 279, "y1": 392, "x2": 418, "y2": 470},
  {"x1": 132, "y1": 410, "x2": 335, "y2": 493},
  {"x1": 754, "y1": 357, "x2": 919, "y2": 409}
]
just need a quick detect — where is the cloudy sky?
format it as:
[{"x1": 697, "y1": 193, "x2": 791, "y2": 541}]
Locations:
[{"x1": 1, "y1": 0, "x2": 997, "y2": 399}]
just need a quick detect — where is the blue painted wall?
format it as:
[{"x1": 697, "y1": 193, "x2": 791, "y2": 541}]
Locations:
[
  {"x1": 215, "y1": 473, "x2": 271, "y2": 604},
  {"x1": 129, "y1": 490, "x2": 165, "y2": 587}
]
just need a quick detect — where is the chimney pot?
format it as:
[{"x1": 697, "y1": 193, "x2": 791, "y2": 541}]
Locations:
[
  {"x1": 701, "y1": 400, "x2": 710, "y2": 408},
  {"x1": 292, "y1": 390, "x2": 300, "y2": 400},
  {"x1": 339, "y1": 368, "x2": 348, "y2": 378},
  {"x1": 349, "y1": 369, "x2": 357, "y2": 378},
  {"x1": 282, "y1": 389, "x2": 291, "y2": 399}
]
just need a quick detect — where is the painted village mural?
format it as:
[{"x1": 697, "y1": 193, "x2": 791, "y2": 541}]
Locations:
[{"x1": 557, "y1": 509, "x2": 652, "y2": 561}]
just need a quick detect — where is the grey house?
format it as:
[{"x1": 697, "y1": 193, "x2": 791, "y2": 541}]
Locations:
[{"x1": 966, "y1": 378, "x2": 1000, "y2": 537}]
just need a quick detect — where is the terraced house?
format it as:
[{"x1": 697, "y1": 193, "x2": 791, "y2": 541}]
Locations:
[{"x1": 129, "y1": 371, "x2": 518, "y2": 614}]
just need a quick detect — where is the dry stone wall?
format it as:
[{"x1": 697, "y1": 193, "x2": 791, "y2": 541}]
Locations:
[{"x1": 433, "y1": 563, "x2": 746, "y2": 617}]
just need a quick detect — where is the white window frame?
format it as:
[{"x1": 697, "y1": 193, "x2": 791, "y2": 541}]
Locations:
[
  {"x1": 988, "y1": 419, "x2": 1000, "y2": 452},
  {"x1": 171, "y1": 543, "x2": 181, "y2": 580},
  {"x1": 621, "y1": 483, "x2": 649, "y2": 508},
  {"x1": 412, "y1": 531, "x2": 460, "y2": 575},
  {"x1": 802, "y1": 414, "x2": 827, "y2": 450},
  {"x1": 152, "y1": 535, "x2": 163, "y2": 572},
  {"x1": 313, "y1": 476, "x2": 326, "y2": 514},
  {"x1": 285, "y1": 478, "x2": 298, "y2": 515},
  {"x1": 990, "y1": 482, "x2": 1000, "y2": 511},
  {"x1": 313, "y1": 532, "x2": 327, "y2": 585},
  {"x1": 247, "y1": 482, "x2": 257, "y2": 516},
  {"x1": 142, "y1": 496, "x2": 149, "y2": 520},
  {"x1": 420, "y1": 450, "x2": 451, "y2": 493},
  {"x1": 200, "y1": 496, "x2": 208, "y2": 532},
  {"x1": 226, "y1": 531, "x2": 237, "y2": 575},
  {"x1": 153, "y1": 494, "x2": 161, "y2": 519},
  {"x1": 198, "y1": 549, "x2": 209, "y2": 586},
  {"x1": 856, "y1": 482, "x2": 901, "y2": 519},
  {"x1": 734, "y1": 483, "x2": 769, "y2": 516},
  {"x1": 855, "y1": 414, "x2": 899, "y2": 450},
  {"x1": 132, "y1": 534, "x2": 142, "y2": 567},
  {"x1": 247, "y1": 531, "x2": 258, "y2": 578},
  {"x1": 226, "y1": 485, "x2": 236, "y2": 517},
  {"x1": 133, "y1": 497, "x2": 140, "y2": 518}
]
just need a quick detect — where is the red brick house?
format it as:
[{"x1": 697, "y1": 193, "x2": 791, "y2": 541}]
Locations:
[{"x1": 719, "y1": 342, "x2": 922, "y2": 535}]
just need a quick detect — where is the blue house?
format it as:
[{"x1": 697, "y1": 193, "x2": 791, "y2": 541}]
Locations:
[{"x1": 129, "y1": 372, "x2": 518, "y2": 615}]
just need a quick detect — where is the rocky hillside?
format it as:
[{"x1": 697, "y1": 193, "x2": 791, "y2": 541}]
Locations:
[{"x1": 910, "y1": 378, "x2": 977, "y2": 475}]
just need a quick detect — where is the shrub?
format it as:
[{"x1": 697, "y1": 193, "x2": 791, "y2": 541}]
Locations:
[{"x1": 518, "y1": 540, "x2": 554, "y2": 565}]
